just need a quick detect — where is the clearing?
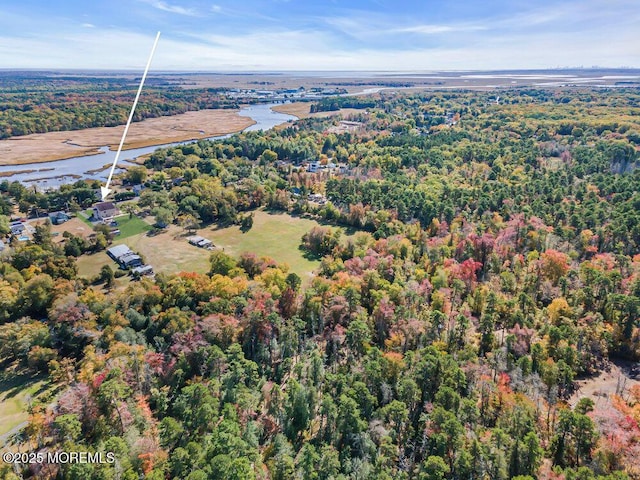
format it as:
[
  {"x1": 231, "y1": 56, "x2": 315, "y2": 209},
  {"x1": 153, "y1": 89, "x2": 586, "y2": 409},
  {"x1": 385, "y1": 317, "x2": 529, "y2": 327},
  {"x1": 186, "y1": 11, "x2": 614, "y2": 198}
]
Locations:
[
  {"x1": 207, "y1": 210, "x2": 324, "y2": 278},
  {"x1": 41, "y1": 212, "x2": 150, "y2": 242},
  {"x1": 568, "y1": 360, "x2": 640, "y2": 408},
  {"x1": 76, "y1": 223, "x2": 213, "y2": 279},
  {"x1": 49, "y1": 217, "x2": 92, "y2": 241},
  {"x1": 0, "y1": 109, "x2": 255, "y2": 166},
  {"x1": 0, "y1": 373, "x2": 51, "y2": 444},
  {"x1": 76, "y1": 210, "x2": 329, "y2": 280},
  {"x1": 272, "y1": 103, "x2": 367, "y2": 120},
  {"x1": 110, "y1": 215, "x2": 152, "y2": 239}
]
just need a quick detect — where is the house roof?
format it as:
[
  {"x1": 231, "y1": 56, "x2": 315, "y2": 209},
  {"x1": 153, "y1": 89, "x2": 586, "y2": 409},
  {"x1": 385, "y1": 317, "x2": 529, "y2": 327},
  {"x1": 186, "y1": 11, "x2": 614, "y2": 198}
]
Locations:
[
  {"x1": 107, "y1": 244, "x2": 132, "y2": 259},
  {"x1": 94, "y1": 202, "x2": 116, "y2": 212},
  {"x1": 119, "y1": 253, "x2": 142, "y2": 264},
  {"x1": 132, "y1": 265, "x2": 153, "y2": 274}
]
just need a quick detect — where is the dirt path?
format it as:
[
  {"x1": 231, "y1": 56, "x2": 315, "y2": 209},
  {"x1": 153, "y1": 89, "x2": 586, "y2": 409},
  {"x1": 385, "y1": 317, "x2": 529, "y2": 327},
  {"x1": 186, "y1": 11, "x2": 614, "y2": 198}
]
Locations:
[
  {"x1": 569, "y1": 360, "x2": 640, "y2": 408},
  {"x1": 0, "y1": 421, "x2": 27, "y2": 448}
]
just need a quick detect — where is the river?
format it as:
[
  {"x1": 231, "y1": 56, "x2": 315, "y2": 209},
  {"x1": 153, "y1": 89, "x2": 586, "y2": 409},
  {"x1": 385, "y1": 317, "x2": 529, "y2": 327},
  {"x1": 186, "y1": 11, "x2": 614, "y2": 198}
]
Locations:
[{"x1": 0, "y1": 103, "x2": 297, "y2": 188}]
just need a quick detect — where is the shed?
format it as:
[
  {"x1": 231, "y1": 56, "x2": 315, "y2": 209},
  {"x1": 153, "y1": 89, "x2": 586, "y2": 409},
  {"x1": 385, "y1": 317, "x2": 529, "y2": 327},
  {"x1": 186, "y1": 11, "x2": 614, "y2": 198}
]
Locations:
[
  {"x1": 132, "y1": 265, "x2": 154, "y2": 276},
  {"x1": 188, "y1": 236, "x2": 205, "y2": 246}
]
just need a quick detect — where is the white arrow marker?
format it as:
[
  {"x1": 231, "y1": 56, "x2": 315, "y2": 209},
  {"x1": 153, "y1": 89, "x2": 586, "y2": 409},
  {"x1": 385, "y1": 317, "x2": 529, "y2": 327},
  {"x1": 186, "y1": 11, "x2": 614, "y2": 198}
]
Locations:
[{"x1": 101, "y1": 31, "x2": 161, "y2": 201}]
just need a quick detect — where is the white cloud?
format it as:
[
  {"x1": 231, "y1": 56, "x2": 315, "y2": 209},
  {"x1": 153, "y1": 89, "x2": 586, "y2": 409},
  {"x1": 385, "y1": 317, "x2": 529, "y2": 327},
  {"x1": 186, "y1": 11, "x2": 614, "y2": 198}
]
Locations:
[
  {"x1": 140, "y1": 0, "x2": 197, "y2": 16},
  {"x1": 395, "y1": 24, "x2": 488, "y2": 35},
  {"x1": 0, "y1": 1, "x2": 638, "y2": 72}
]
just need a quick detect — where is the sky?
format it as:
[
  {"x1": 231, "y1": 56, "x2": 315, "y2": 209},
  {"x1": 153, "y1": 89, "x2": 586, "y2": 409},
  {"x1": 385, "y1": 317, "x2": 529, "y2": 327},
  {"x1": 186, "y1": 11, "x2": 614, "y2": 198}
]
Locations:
[{"x1": 0, "y1": 0, "x2": 638, "y2": 71}]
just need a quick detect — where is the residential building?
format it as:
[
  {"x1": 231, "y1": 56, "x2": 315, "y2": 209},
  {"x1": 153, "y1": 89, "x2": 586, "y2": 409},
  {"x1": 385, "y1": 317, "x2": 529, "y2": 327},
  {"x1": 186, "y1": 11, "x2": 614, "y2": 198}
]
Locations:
[
  {"x1": 93, "y1": 202, "x2": 119, "y2": 221},
  {"x1": 49, "y1": 211, "x2": 70, "y2": 225},
  {"x1": 118, "y1": 253, "x2": 143, "y2": 268},
  {"x1": 9, "y1": 222, "x2": 25, "y2": 236},
  {"x1": 107, "y1": 244, "x2": 132, "y2": 262}
]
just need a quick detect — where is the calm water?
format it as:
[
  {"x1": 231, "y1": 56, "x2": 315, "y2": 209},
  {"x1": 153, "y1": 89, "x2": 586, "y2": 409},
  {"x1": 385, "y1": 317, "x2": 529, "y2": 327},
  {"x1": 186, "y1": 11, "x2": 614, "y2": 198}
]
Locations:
[{"x1": 0, "y1": 103, "x2": 297, "y2": 188}]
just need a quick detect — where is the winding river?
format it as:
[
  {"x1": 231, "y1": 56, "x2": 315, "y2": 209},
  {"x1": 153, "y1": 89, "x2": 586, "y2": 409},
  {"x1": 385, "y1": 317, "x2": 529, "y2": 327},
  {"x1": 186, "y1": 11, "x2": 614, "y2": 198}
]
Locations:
[{"x1": 0, "y1": 103, "x2": 297, "y2": 188}]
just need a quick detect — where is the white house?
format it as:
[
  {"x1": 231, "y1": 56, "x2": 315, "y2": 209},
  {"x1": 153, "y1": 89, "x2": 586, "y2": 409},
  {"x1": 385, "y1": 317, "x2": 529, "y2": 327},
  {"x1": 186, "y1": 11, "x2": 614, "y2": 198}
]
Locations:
[{"x1": 93, "y1": 202, "x2": 119, "y2": 221}]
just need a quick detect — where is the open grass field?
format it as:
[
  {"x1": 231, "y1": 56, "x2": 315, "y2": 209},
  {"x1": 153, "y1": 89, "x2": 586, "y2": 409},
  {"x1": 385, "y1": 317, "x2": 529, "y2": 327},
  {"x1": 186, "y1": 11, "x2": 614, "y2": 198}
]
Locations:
[
  {"x1": 77, "y1": 223, "x2": 215, "y2": 279},
  {"x1": 112, "y1": 215, "x2": 152, "y2": 239},
  {"x1": 0, "y1": 109, "x2": 256, "y2": 166},
  {"x1": 0, "y1": 373, "x2": 50, "y2": 441},
  {"x1": 76, "y1": 210, "x2": 328, "y2": 281},
  {"x1": 207, "y1": 210, "x2": 324, "y2": 278}
]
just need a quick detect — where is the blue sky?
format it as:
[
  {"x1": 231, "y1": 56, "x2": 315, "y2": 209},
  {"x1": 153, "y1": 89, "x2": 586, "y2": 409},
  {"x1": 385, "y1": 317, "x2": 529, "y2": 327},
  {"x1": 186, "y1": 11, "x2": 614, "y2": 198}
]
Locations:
[{"x1": 0, "y1": 0, "x2": 638, "y2": 70}]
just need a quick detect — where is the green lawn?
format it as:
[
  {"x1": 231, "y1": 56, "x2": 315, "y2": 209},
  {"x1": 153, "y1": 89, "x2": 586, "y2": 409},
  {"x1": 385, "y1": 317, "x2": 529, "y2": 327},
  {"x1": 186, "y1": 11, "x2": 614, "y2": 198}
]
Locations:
[
  {"x1": 208, "y1": 210, "x2": 326, "y2": 278},
  {"x1": 76, "y1": 210, "x2": 151, "y2": 240},
  {"x1": 113, "y1": 215, "x2": 152, "y2": 239},
  {"x1": 77, "y1": 209, "x2": 94, "y2": 227},
  {"x1": 0, "y1": 374, "x2": 51, "y2": 441}
]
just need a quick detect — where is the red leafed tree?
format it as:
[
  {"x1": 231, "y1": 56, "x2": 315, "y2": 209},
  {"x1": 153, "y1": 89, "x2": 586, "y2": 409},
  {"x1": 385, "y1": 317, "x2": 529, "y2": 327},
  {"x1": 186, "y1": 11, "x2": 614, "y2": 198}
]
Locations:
[
  {"x1": 539, "y1": 249, "x2": 570, "y2": 285},
  {"x1": 454, "y1": 258, "x2": 483, "y2": 290},
  {"x1": 200, "y1": 314, "x2": 241, "y2": 348},
  {"x1": 278, "y1": 286, "x2": 298, "y2": 319}
]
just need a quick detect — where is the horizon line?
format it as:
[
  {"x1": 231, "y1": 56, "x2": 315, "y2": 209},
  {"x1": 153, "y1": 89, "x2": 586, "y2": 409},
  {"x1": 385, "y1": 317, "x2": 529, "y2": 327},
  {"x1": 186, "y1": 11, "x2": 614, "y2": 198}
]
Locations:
[{"x1": 1, "y1": 67, "x2": 639, "y2": 74}]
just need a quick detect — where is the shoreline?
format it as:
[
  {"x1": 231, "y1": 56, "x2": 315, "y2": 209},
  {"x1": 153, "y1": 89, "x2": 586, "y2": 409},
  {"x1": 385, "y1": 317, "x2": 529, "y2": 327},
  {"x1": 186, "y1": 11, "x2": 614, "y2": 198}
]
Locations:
[
  {"x1": 0, "y1": 167, "x2": 55, "y2": 178},
  {"x1": 0, "y1": 109, "x2": 258, "y2": 167},
  {"x1": 23, "y1": 173, "x2": 82, "y2": 183}
]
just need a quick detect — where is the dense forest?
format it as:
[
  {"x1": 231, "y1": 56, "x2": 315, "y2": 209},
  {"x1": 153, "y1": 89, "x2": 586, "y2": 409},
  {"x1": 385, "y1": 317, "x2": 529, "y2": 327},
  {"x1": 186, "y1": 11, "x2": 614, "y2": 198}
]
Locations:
[
  {"x1": 0, "y1": 73, "x2": 236, "y2": 139},
  {"x1": 0, "y1": 88, "x2": 639, "y2": 479}
]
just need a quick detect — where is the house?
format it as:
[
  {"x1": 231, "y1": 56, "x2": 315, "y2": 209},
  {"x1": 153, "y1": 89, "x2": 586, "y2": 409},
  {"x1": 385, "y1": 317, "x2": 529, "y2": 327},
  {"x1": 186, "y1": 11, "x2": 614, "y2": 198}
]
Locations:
[
  {"x1": 9, "y1": 221, "x2": 25, "y2": 236},
  {"x1": 107, "y1": 244, "x2": 132, "y2": 262},
  {"x1": 118, "y1": 253, "x2": 143, "y2": 268},
  {"x1": 337, "y1": 163, "x2": 350, "y2": 174},
  {"x1": 93, "y1": 202, "x2": 119, "y2": 221},
  {"x1": 106, "y1": 244, "x2": 143, "y2": 268},
  {"x1": 49, "y1": 211, "x2": 70, "y2": 225},
  {"x1": 307, "y1": 161, "x2": 320, "y2": 173},
  {"x1": 0, "y1": 240, "x2": 5, "y2": 252}
]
